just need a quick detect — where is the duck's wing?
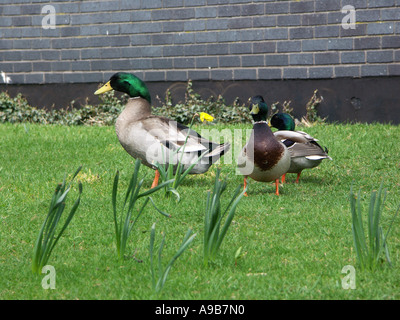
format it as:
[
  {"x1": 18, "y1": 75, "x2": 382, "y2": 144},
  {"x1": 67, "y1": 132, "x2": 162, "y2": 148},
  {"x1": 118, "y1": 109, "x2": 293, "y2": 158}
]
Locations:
[
  {"x1": 293, "y1": 130, "x2": 319, "y2": 141},
  {"x1": 274, "y1": 130, "x2": 332, "y2": 160},
  {"x1": 284, "y1": 140, "x2": 331, "y2": 160},
  {"x1": 273, "y1": 130, "x2": 311, "y2": 144},
  {"x1": 141, "y1": 116, "x2": 225, "y2": 154},
  {"x1": 171, "y1": 120, "x2": 231, "y2": 156}
]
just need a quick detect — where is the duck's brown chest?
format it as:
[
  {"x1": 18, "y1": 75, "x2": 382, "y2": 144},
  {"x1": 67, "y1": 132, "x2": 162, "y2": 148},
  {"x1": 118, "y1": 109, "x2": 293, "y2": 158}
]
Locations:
[{"x1": 249, "y1": 123, "x2": 285, "y2": 171}]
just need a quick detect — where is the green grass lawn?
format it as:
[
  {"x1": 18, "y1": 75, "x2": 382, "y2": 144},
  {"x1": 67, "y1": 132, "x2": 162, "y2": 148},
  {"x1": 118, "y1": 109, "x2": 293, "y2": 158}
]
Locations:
[{"x1": 1, "y1": 122, "x2": 400, "y2": 300}]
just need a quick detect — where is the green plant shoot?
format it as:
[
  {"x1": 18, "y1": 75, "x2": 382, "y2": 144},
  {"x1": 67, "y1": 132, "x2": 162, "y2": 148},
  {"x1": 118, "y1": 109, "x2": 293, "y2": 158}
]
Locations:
[
  {"x1": 203, "y1": 168, "x2": 247, "y2": 267},
  {"x1": 149, "y1": 223, "x2": 196, "y2": 293},
  {"x1": 32, "y1": 166, "x2": 83, "y2": 274},
  {"x1": 112, "y1": 159, "x2": 173, "y2": 260},
  {"x1": 350, "y1": 182, "x2": 399, "y2": 271}
]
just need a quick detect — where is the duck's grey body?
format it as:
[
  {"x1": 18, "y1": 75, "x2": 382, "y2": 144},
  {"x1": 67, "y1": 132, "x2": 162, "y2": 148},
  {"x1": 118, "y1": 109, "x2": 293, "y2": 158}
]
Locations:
[
  {"x1": 116, "y1": 97, "x2": 230, "y2": 173},
  {"x1": 274, "y1": 130, "x2": 332, "y2": 174}
]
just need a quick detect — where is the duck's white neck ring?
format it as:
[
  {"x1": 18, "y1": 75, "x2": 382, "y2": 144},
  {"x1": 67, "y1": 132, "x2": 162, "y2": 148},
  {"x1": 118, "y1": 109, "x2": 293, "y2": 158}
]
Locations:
[{"x1": 253, "y1": 120, "x2": 269, "y2": 125}]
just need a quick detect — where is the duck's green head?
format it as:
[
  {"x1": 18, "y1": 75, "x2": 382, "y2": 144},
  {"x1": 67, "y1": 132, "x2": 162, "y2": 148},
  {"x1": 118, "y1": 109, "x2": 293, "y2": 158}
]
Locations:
[
  {"x1": 249, "y1": 95, "x2": 269, "y2": 122},
  {"x1": 270, "y1": 113, "x2": 295, "y2": 131},
  {"x1": 94, "y1": 72, "x2": 151, "y2": 103}
]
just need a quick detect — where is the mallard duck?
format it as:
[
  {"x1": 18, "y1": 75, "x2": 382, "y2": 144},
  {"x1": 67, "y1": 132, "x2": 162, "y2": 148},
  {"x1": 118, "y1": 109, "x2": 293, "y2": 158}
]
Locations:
[
  {"x1": 237, "y1": 96, "x2": 309, "y2": 196},
  {"x1": 270, "y1": 113, "x2": 332, "y2": 183},
  {"x1": 94, "y1": 72, "x2": 230, "y2": 187}
]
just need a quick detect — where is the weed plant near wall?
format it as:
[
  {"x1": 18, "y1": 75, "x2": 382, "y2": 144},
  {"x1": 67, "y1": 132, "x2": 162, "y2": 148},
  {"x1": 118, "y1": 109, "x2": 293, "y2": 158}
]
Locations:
[{"x1": 153, "y1": 81, "x2": 251, "y2": 124}]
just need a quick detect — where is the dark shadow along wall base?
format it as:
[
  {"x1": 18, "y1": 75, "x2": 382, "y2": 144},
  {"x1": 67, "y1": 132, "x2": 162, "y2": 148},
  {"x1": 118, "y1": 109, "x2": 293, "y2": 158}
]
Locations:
[{"x1": 1, "y1": 76, "x2": 399, "y2": 124}]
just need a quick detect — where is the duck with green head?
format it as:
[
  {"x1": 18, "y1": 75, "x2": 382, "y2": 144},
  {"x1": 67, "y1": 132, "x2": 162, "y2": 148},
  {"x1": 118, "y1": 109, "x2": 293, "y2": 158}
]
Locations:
[
  {"x1": 95, "y1": 72, "x2": 230, "y2": 187},
  {"x1": 270, "y1": 113, "x2": 332, "y2": 183},
  {"x1": 237, "y1": 96, "x2": 309, "y2": 196}
]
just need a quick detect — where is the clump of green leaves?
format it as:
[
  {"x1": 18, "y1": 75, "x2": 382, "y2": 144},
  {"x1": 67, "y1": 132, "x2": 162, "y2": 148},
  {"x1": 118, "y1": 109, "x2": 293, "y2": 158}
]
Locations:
[
  {"x1": 32, "y1": 166, "x2": 83, "y2": 274},
  {"x1": 154, "y1": 80, "x2": 251, "y2": 125},
  {"x1": 1, "y1": 85, "x2": 326, "y2": 126},
  {"x1": 149, "y1": 223, "x2": 196, "y2": 293},
  {"x1": 49, "y1": 91, "x2": 128, "y2": 126},
  {"x1": 112, "y1": 160, "x2": 173, "y2": 261},
  {"x1": 350, "y1": 182, "x2": 399, "y2": 272},
  {"x1": 0, "y1": 90, "x2": 127, "y2": 126},
  {"x1": 203, "y1": 169, "x2": 246, "y2": 267},
  {"x1": 1, "y1": 83, "x2": 250, "y2": 125},
  {"x1": 0, "y1": 92, "x2": 47, "y2": 124}
]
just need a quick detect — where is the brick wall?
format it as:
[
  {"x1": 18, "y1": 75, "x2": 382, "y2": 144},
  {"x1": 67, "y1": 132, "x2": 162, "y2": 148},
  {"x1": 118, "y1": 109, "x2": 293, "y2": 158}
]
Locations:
[{"x1": 1, "y1": 0, "x2": 399, "y2": 85}]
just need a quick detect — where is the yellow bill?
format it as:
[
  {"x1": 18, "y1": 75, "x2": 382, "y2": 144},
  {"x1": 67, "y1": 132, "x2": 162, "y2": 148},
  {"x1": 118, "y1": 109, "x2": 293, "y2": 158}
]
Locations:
[
  {"x1": 94, "y1": 81, "x2": 113, "y2": 95},
  {"x1": 250, "y1": 104, "x2": 260, "y2": 115}
]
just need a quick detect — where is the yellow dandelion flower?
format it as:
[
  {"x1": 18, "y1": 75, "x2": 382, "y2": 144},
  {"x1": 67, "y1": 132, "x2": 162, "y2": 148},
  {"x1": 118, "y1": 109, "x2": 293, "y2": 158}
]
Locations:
[{"x1": 199, "y1": 112, "x2": 214, "y2": 123}]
